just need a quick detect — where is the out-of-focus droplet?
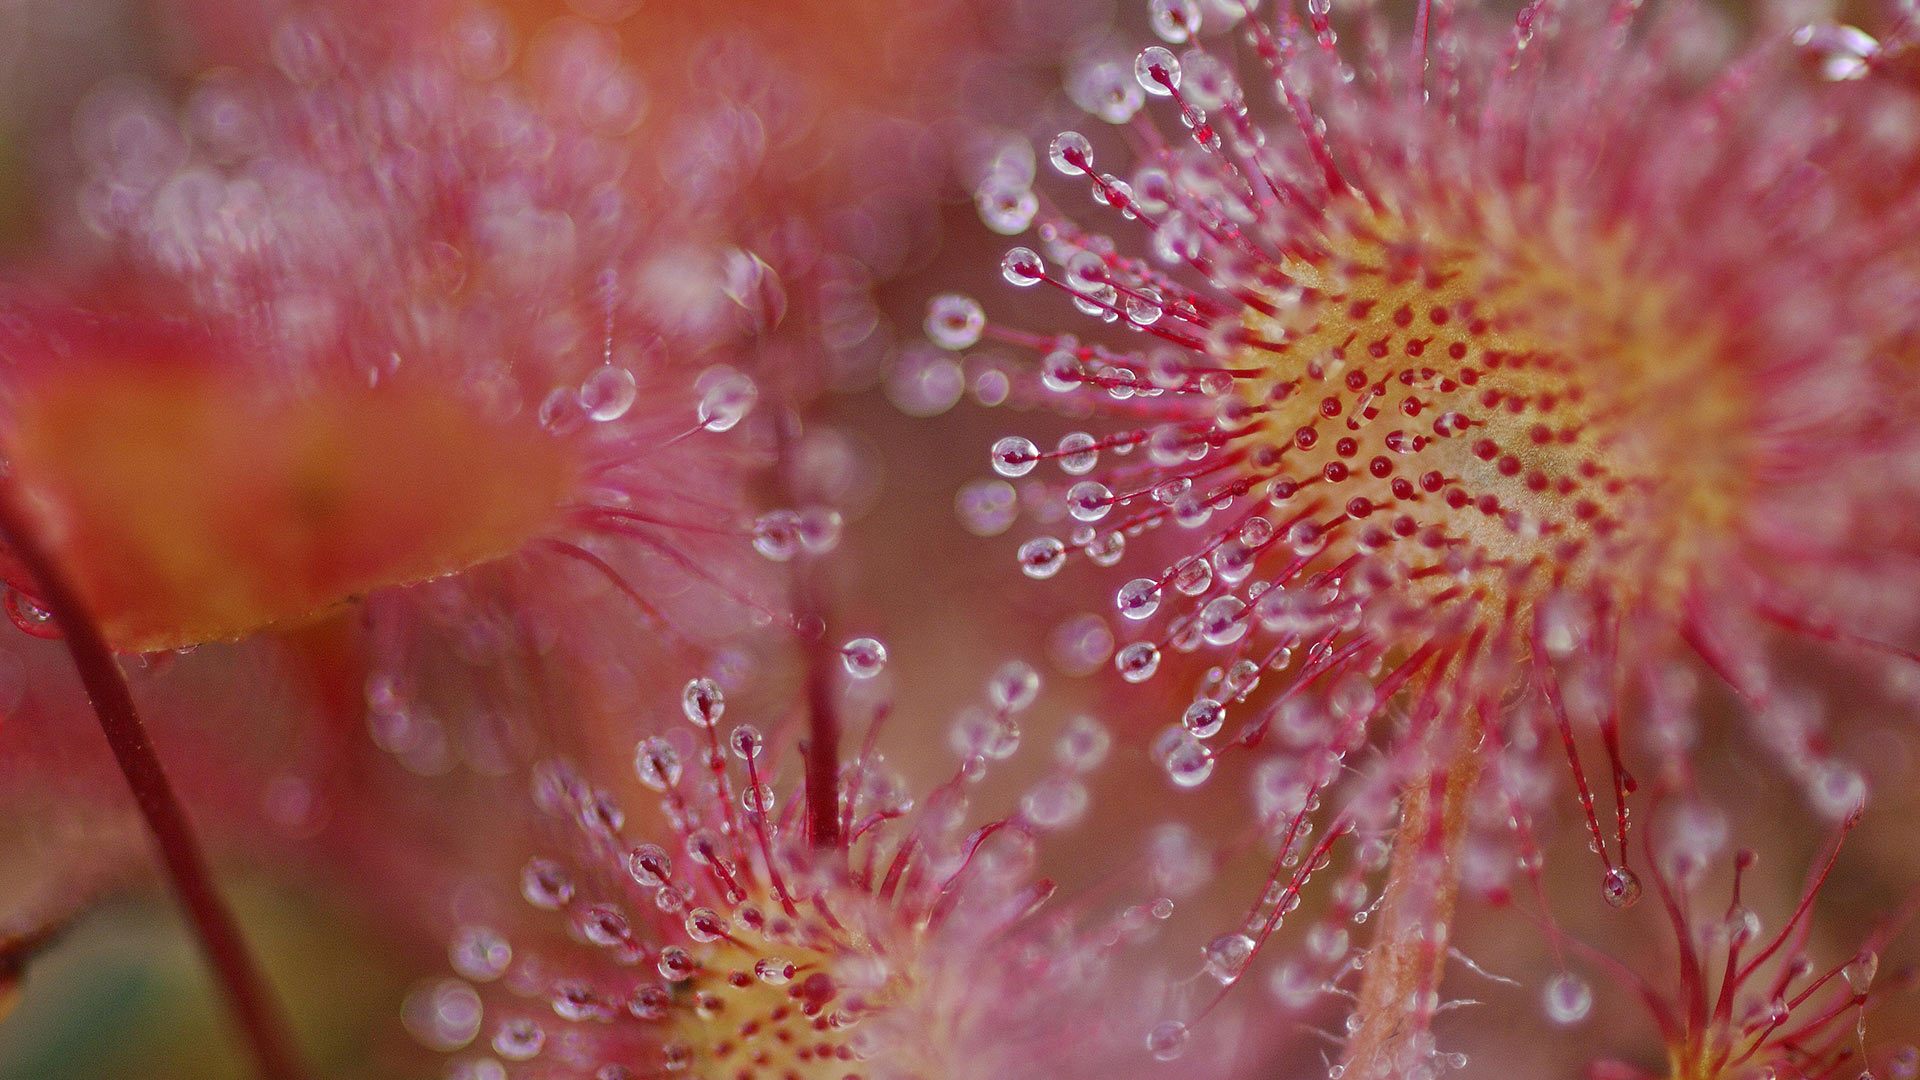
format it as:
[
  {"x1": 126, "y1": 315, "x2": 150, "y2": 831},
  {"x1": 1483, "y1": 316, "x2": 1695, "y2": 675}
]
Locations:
[{"x1": 840, "y1": 637, "x2": 888, "y2": 678}]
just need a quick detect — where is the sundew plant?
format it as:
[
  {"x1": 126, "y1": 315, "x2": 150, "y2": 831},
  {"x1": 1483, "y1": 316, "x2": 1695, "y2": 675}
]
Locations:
[{"x1": 0, "y1": 1, "x2": 1918, "y2": 1080}]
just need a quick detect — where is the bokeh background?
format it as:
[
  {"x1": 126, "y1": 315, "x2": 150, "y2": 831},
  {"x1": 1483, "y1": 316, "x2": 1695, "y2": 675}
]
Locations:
[{"x1": 1, "y1": 1, "x2": 1917, "y2": 1078}]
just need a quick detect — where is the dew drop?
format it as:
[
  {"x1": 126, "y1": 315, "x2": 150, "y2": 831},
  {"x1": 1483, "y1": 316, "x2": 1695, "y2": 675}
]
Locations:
[
  {"x1": 1021, "y1": 776, "x2": 1090, "y2": 830},
  {"x1": 581, "y1": 904, "x2": 630, "y2": 947},
  {"x1": 1204, "y1": 932, "x2": 1255, "y2": 983},
  {"x1": 1116, "y1": 641, "x2": 1161, "y2": 682},
  {"x1": 1136, "y1": 46, "x2": 1182, "y2": 96},
  {"x1": 550, "y1": 980, "x2": 602, "y2": 1021},
  {"x1": 927, "y1": 293, "x2": 986, "y2": 350},
  {"x1": 1019, "y1": 536, "x2": 1068, "y2": 579},
  {"x1": 681, "y1": 678, "x2": 724, "y2": 727},
  {"x1": 840, "y1": 637, "x2": 888, "y2": 678},
  {"x1": 491, "y1": 1017, "x2": 545, "y2": 1061},
  {"x1": 755, "y1": 957, "x2": 796, "y2": 985},
  {"x1": 1055, "y1": 715, "x2": 1112, "y2": 772},
  {"x1": 976, "y1": 177, "x2": 1039, "y2": 234},
  {"x1": 634, "y1": 736, "x2": 682, "y2": 791},
  {"x1": 752, "y1": 509, "x2": 803, "y2": 561},
  {"x1": 627, "y1": 843, "x2": 673, "y2": 887},
  {"x1": 1601, "y1": 865, "x2": 1642, "y2": 909},
  {"x1": 957, "y1": 478, "x2": 1020, "y2": 536},
  {"x1": 628, "y1": 984, "x2": 669, "y2": 1020},
  {"x1": 991, "y1": 435, "x2": 1041, "y2": 477},
  {"x1": 1792, "y1": 23, "x2": 1879, "y2": 81},
  {"x1": 1085, "y1": 530, "x2": 1126, "y2": 567},
  {"x1": 656, "y1": 946, "x2": 696, "y2": 981},
  {"x1": 5, "y1": 589, "x2": 58, "y2": 640},
  {"x1": 1067, "y1": 480, "x2": 1114, "y2": 522},
  {"x1": 1810, "y1": 761, "x2": 1867, "y2": 820},
  {"x1": 450, "y1": 927, "x2": 512, "y2": 982},
  {"x1": 402, "y1": 978, "x2": 483, "y2": 1052},
  {"x1": 1542, "y1": 972, "x2": 1592, "y2": 1025},
  {"x1": 989, "y1": 661, "x2": 1042, "y2": 712},
  {"x1": 1118, "y1": 578, "x2": 1163, "y2": 620},
  {"x1": 1198, "y1": 595, "x2": 1249, "y2": 645},
  {"x1": 1183, "y1": 698, "x2": 1226, "y2": 738},
  {"x1": 1057, "y1": 432, "x2": 1100, "y2": 475},
  {"x1": 578, "y1": 364, "x2": 636, "y2": 422},
  {"x1": 1154, "y1": 726, "x2": 1215, "y2": 787},
  {"x1": 520, "y1": 858, "x2": 574, "y2": 910},
  {"x1": 1049, "y1": 131, "x2": 1094, "y2": 176},
  {"x1": 724, "y1": 731, "x2": 761, "y2": 771},
  {"x1": 1146, "y1": 1020, "x2": 1190, "y2": 1061},
  {"x1": 683, "y1": 907, "x2": 726, "y2": 943},
  {"x1": 1001, "y1": 247, "x2": 1045, "y2": 287},
  {"x1": 1844, "y1": 948, "x2": 1879, "y2": 992},
  {"x1": 696, "y1": 370, "x2": 757, "y2": 433},
  {"x1": 1149, "y1": 0, "x2": 1202, "y2": 43}
]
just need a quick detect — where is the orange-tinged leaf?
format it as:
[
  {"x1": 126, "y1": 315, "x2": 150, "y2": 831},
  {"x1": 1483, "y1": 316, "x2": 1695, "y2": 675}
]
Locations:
[{"x1": 6, "y1": 368, "x2": 577, "y2": 652}]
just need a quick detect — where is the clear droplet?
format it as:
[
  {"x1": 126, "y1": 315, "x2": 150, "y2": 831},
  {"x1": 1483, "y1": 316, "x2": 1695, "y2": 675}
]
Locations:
[
  {"x1": 1057, "y1": 432, "x2": 1100, "y2": 475},
  {"x1": 656, "y1": 946, "x2": 696, "y2": 981},
  {"x1": 450, "y1": 927, "x2": 512, "y2": 982},
  {"x1": 1021, "y1": 776, "x2": 1090, "y2": 830},
  {"x1": 1049, "y1": 131, "x2": 1094, "y2": 176},
  {"x1": 682, "y1": 678, "x2": 724, "y2": 727},
  {"x1": 1116, "y1": 641, "x2": 1161, "y2": 682},
  {"x1": 1149, "y1": 0, "x2": 1202, "y2": 42},
  {"x1": 1792, "y1": 23, "x2": 1879, "y2": 81},
  {"x1": 683, "y1": 908, "x2": 726, "y2": 943},
  {"x1": 1002, "y1": 247, "x2": 1045, "y2": 287},
  {"x1": 634, "y1": 736, "x2": 682, "y2": 791},
  {"x1": 1055, "y1": 715, "x2": 1112, "y2": 772},
  {"x1": 989, "y1": 661, "x2": 1042, "y2": 711},
  {"x1": 1154, "y1": 726, "x2": 1214, "y2": 787},
  {"x1": 1601, "y1": 865, "x2": 1642, "y2": 909},
  {"x1": 728, "y1": 725, "x2": 764, "y2": 760},
  {"x1": 491, "y1": 1017, "x2": 546, "y2": 1061},
  {"x1": 753, "y1": 509, "x2": 803, "y2": 561},
  {"x1": 1067, "y1": 480, "x2": 1114, "y2": 522},
  {"x1": 956, "y1": 478, "x2": 1020, "y2": 536},
  {"x1": 1844, "y1": 949, "x2": 1879, "y2": 992},
  {"x1": 1117, "y1": 578, "x2": 1163, "y2": 620},
  {"x1": 578, "y1": 364, "x2": 636, "y2": 422},
  {"x1": 1136, "y1": 46, "x2": 1182, "y2": 96},
  {"x1": 1542, "y1": 972, "x2": 1592, "y2": 1025},
  {"x1": 976, "y1": 176, "x2": 1039, "y2": 234},
  {"x1": 402, "y1": 978, "x2": 483, "y2": 1052},
  {"x1": 627, "y1": 843, "x2": 672, "y2": 887},
  {"x1": 991, "y1": 435, "x2": 1041, "y2": 477},
  {"x1": 840, "y1": 637, "x2": 888, "y2": 678},
  {"x1": 520, "y1": 858, "x2": 574, "y2": 910},
  {"x1": 1204, "y1": 932, "x2": 1255, "y2": 983},
  {"x1": 5, "y1": 589, "x2": 58, "y2": 640},
  {"x1": 1146, "y1": 1019, "x2": 1190, "y2": 1061},
  {"x1": 697, "y1": 370, "x2": 758, "y2": 432},
  {"x1": 1019, "y1": 536, "x2": 1068, "y2": 579},
  {"x1": 1183, "y1": 698, "x2": 1226, "y2": 738},
  {"x1": 1810, "y1": 761, "x2": 1867, "y2": 820},
  {"x1": 927, "y1": 293, "x2": 986, "y2": 350}
]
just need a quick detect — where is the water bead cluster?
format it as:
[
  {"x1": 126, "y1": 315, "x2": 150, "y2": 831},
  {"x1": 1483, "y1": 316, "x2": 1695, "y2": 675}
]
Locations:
[
  {"x1": 412, "y1": 654, "x2": 1248, "y2": 1079},
  {"x1": 929, "y1": 0, "x2": 1920, "y2": 1065}
]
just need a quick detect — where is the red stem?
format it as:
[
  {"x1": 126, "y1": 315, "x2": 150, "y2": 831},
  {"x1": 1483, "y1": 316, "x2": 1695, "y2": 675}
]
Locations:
[
  {"x1": 800, "y1": 572, "x2": 842, "y2": 849},
  {"x1": 0, "y1": 484, "x2": 310, "y2": 1080}
]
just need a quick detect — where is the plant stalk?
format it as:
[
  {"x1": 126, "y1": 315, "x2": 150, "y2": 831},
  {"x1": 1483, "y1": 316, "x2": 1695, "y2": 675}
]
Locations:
[
  {"x1": 1342, "y1": 710, "x2": 1484, "y2": 1079},
  {"x1": 0, "y1": 483, "x2": 310, "y2": 1080}
]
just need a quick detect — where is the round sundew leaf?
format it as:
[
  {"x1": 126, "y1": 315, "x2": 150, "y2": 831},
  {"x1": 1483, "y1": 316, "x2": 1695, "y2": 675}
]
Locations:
[{"x1": 5, "y1": 367, "x2": 578, "y2": 652}]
